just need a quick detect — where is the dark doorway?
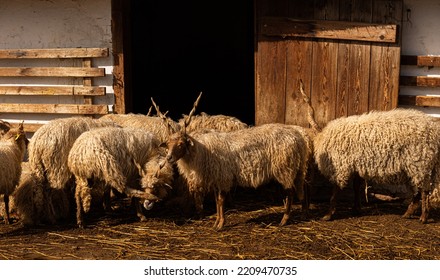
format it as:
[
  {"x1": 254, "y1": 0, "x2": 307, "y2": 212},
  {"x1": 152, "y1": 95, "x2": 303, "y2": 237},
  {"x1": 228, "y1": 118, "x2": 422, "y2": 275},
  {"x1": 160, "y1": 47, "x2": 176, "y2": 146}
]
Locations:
[{"x1": 129, "y1": 0, "x2": 255, "y2": 125}]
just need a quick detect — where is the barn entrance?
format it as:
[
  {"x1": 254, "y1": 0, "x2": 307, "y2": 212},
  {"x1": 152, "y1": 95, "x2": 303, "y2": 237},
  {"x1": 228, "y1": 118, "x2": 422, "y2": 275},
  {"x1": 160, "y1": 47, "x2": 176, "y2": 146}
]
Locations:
[{"x1": 128, "y1": 0, "x2": 255, "y2": 125}]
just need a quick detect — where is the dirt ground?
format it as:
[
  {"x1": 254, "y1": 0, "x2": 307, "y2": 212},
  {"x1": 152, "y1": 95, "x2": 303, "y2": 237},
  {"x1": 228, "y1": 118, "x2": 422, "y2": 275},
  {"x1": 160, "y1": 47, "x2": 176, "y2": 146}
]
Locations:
[{"x1": 1, "y1": 183, "x2": 440, "y2": 260}]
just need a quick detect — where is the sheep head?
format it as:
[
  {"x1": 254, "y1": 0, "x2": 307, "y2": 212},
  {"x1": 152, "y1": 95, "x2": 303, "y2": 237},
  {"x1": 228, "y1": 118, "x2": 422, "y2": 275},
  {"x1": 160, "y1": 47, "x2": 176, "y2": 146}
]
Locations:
[
  {"x1": 153, "y1": 92, "x2": 202, "y2": 165},
  {"x1": 138, "y1": 155, "x2": 174, "y2": 210}
]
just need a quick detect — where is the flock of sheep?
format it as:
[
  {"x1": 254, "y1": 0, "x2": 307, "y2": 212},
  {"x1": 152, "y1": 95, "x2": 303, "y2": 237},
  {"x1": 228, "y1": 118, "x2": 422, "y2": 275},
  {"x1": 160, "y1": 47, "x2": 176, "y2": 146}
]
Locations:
[{"x1": 1, "y1": 86, "x2": 440, "y2": 230}]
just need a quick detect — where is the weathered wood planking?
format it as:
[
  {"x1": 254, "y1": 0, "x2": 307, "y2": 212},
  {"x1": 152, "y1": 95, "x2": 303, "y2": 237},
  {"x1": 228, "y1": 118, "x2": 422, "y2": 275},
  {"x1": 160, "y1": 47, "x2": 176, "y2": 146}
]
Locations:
[
  {"x1": 369, "y1": 0, "x2": 402, "y2": 111},
  {"x1": 0, "y1": 67, "x2": 105, "y2": 77},
  {"x1": 254, "y1": 0, "x2": 289, "y2": 125},
  {"x1": 344, "y1": 0, "x2": 371, "y2": 117},
  {"x1": 260, "y1": 17, "x2": 397, "y2": 43},
  {"x1": 0, "y1": 48, "x2": 109, "y2": 130},
  {"x1": 284, "y1": 0, "x2": 314, "y2": 127},
  {"x1": 0, "y1": 48, "x2": 108, "y2": 59},
  {"x1": 0, "y1": 104, "x2": 108, "y2": 114},
  {"x1": 400, "y1": 76, "x2": 440, "y2": 87},
  {"x1": 0, "y1": 86, "x2": 105, "y2": 96},
  {"x1": 399, "y1": 95, "x2": 440, "y2": 108},
  {"x1": 255, "y1": 38, "x2": 287, "y2": 125},
  {"x1": 255, "y1": 0, "x2": 402, "y2": 126},
  {"x1": 401, "y1": 55, "x2": 440, "y2": 67}
]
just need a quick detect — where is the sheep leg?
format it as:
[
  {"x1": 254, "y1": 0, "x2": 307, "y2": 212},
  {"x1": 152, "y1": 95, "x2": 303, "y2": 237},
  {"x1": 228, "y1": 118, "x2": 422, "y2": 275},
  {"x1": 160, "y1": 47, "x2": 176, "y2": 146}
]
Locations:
[
  {"x1": 402, "y1": 191, "x2": 421, "y2": 219},
  {"x1": 213, "y1": 190, "x2": 226, "y2": 230},
  {"x1": 193, "y1": 192, "x2": 205, "y2": 218},
  {"x1": 322, "y1": 184, "x2": 340, "y2": 221},
  {"x1": 75, "y1": 178, "x2": 88, "y2": 228},
  {"x1": 419, "y1": 190, "x2": 430, "y2": 224},
  {"x1": 3, "y1": 194, "x2": 11, "y2": 225}
]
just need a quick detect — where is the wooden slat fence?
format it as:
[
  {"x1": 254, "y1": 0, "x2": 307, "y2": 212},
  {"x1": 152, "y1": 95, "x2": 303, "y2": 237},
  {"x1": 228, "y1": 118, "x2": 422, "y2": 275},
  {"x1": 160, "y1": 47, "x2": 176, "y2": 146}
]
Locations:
[
  {"x1": 398, "y1": 55, "x2": 440, "y2": 108},
  {"x1": 0, "y1": 47, "x2": 109, "y2": 132}
]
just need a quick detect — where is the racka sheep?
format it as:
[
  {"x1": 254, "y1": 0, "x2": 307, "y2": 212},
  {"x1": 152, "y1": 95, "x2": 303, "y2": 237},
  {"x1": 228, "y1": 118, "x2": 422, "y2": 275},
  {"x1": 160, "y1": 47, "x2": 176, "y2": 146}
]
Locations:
[
  {"x1": 0, "y1": 122, "x2": 28, "y2": 224},
  {"x1": 99, "y1": 113, "x2": 180, "y2": 143},
  {"x1": 313, "y1": 108, "x2": 440, "y2": 223},
  {"x1": 178, "y1": 112, "x2": 248, "y2": 133},
  {"x1": 67, "y1": 126, "x2": 172, "y2": 228},
  {"x1": 18, "y1": 117, "x2": 120, "y2": 225},
  {"x1": 159, "y1": 93, "x2": 311, "y2": 230}
]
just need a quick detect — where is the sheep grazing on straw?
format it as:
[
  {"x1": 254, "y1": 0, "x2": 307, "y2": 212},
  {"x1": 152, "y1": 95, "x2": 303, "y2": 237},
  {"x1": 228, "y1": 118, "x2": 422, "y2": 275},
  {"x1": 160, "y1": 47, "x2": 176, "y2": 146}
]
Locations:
[
  {"x1": 157, "y1": 93, "x2": 311, "y2": 230},
  {"x1": 67, "y1": 126, "x2": 173, "y2": 228},
  {"x1": 0, "y1": 122, "x2": 28, "y2": 224}
]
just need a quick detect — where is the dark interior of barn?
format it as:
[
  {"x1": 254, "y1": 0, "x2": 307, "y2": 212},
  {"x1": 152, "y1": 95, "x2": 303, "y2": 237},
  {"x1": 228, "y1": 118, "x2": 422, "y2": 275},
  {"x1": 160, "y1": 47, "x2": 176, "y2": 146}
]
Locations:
[{"x1": 129, "y1": 0, "x2": 255, "y2": 125}]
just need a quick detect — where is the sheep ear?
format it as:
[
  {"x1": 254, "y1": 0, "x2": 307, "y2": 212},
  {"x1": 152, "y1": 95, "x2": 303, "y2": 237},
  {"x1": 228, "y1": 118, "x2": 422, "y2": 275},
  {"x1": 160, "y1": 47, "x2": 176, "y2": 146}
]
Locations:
[{"x1": 14, "y1": 121, "x2": 24, "y2": 141}]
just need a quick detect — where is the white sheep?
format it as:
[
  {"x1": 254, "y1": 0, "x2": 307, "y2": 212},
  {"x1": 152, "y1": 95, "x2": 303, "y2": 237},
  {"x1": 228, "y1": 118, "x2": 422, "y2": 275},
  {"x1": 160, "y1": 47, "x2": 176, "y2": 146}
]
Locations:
[
  {"x1": 0, "y1": 122, "x2": 28, "y2": 224},
  {"x1": 28, "y1": 116, "x2": 120, "y2": 190},
  {"x1": 99, "y1": 113, "x2": 180, "y2": 143},
  {"x1": 313, "y1": 108, "x2": 440, "y2": 223},
  {"x1": 178, "y1": 112, "x2": 249, "y2": 133},
  {"x1": 159, "y1": 94, "x2": 311, "y2": 230},
  {"x1": 67, "y1": 126, "x2": 173, "y2": 228}
]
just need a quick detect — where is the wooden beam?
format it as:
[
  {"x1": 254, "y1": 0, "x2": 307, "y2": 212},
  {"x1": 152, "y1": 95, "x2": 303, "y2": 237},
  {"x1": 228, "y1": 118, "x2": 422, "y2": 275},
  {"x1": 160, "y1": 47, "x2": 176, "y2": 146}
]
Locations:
[
  {"x1": 398, "y1": 95, "x2": 440, "y2": 107},
  {"x1": 401, "y1": 55, "x2": 440, "y2": 67},
  {"x1": 0, "y1": 48, "x2": 109, "y2": 59},
  {"x1": 400, "y1": 76, "x2": 440, "y2": 87},
  {"x1": 0, "y1": 67, "x2": 105, "y2": 77},
  {"x1": 0, "y1": 86, "x2": 105, "y2": 96},
  {"x1": 259, "y1": 17, "x2": 397, "y2": 43},
  {"x1": 0, "y1": 104, "x2": 108, "y2": 114}
]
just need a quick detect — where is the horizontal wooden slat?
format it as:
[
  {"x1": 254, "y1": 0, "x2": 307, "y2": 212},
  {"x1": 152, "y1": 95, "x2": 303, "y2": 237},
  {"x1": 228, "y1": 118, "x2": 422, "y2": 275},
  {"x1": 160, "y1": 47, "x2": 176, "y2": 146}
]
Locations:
[
  {"x1": 0, "y1": 104, "x2": 108, "y2": 114},
  {"x1": 0, "y1": 86, "x2": 105, "y2": 96},
  {"x1": 400, "y1": 76, "x2": 440, "y2": 87},
  {"x1": 259, "y1": 17, "x2": 397, "y2": 43},
  {"x1": 0, "y1": 67, "x2": 105, "y2": 77},
  {"x1": 398, "y1": 95, "x2": 440, "y2": 107},
  {"x1": 401, "y1": 55, "x2": 440, "y2": 67},
  {"x1": 0, "y1": 48, "x2": 109, "y2": 59}
]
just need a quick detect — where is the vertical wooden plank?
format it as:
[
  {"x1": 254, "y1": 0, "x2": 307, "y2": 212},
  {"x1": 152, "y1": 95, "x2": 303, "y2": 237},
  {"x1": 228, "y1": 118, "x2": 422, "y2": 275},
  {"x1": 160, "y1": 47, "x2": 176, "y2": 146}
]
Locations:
[
  {"x1": 311, "y1": 0, "x2": 339, "y2": 128},
  {"x1": 285, "y1": 0, "x2": 314, "y2": 126},
  {"x1": 346, "y1": 0, "x2": 372, "y2": 116},
  {"x1": 255, "y1": 0, "x2": 289, "y2": 125},
  {"x1": 82, "y1": 58, "x2": 93, "y2": 105},
  {"x1": 335, "y1": 0, "x2": 352, "y2": 119},
  {"x1": 285, "y1": 39, "x2": 313, "y2": 127},
  {"x1": 255, "y1": 40, "x2": 287, "y2": 125},
  {"x1": 369, "y1": 0, "x2": 402, "y2": 111},
  {"x1": 111, "y1": 0, "x2": 128, "y2": 114}
]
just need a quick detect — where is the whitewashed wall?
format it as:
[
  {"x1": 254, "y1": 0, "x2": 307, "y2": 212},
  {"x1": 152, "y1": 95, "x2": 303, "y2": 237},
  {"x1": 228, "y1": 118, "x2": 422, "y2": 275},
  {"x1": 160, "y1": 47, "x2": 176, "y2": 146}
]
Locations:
[
  {"x1": 400, "y1": 0, "x2": 440, "y2": 116},
  {"x1": 0, "y1": 0, "x2": 113, "y2": 130}
]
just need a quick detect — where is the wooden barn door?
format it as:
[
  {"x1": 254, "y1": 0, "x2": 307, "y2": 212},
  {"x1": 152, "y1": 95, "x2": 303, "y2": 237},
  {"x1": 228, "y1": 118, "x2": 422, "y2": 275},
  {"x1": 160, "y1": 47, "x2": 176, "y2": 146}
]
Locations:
[{"x1": 255, "y1": 0, "x2": 403, "y2": 127}]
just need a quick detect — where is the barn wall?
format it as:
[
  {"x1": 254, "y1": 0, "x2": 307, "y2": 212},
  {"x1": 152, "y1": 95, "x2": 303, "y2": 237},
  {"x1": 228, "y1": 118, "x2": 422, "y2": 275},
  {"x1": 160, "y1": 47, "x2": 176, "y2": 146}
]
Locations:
[
  {"x1": 0, "y1": 0, "x2": 114, "y2": 129},
  {"x1": 400, "y1": 0, "x2": 440, "y2": 116}
]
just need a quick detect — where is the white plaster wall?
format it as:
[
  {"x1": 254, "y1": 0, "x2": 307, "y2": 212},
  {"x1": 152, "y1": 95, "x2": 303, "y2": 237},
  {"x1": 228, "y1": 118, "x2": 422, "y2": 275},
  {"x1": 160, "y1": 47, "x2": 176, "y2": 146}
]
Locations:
[
  {"x1": 0, "y1": 0, "x2": 114, "y2": 128},
  {"x1": 400, "y1": 0, "x2": 440, "y2": 116}
]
